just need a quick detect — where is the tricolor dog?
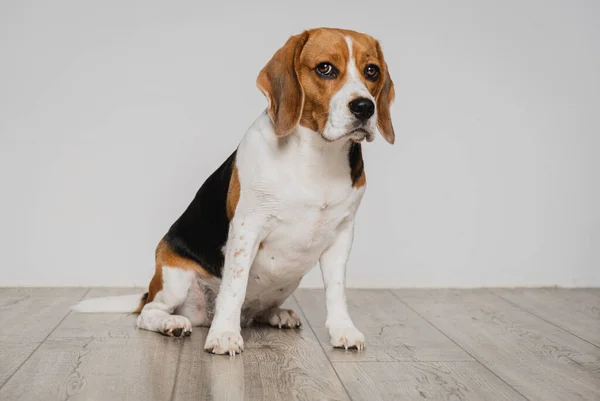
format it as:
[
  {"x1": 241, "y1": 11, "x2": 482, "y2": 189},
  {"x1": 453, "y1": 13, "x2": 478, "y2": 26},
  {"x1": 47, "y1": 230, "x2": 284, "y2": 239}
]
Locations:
[{"x1": 73, "y1": 27, "x2": 395, "y2": 355}]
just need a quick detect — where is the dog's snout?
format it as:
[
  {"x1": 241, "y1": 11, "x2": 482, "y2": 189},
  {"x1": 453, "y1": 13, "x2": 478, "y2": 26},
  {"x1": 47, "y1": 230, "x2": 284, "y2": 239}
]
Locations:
[{"x1": 348, "y1": 98, "x2": 375, "y2": 121}]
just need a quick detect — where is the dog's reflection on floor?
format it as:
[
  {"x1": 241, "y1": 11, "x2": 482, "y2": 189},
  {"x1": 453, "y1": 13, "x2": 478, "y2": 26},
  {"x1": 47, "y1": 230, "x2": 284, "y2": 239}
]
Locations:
[{"x1": 206, "y1": 355, "x2": 245, "y2": 400}]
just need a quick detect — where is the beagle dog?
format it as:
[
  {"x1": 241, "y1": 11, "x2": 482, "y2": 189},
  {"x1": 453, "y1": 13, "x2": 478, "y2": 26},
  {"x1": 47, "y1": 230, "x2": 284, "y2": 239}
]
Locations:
[{"x1": 73, "y1": 27, "x2": 395, "y2": 355}]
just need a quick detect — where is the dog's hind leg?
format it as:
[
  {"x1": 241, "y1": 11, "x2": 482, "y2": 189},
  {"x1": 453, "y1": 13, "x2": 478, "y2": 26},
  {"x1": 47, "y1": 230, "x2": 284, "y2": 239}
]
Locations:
[{"x1": 137, "y1": 265, "x2": 194, "y2": 337}]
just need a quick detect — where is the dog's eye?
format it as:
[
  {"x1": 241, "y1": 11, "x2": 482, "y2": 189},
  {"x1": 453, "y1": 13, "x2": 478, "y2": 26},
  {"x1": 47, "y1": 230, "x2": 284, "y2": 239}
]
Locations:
[
  {"x1": 315, "y1": 62, "x2": 338, "y2": 79},
  {"x1": 364, "y1": 64, "x2": 380, "y2": 81}
]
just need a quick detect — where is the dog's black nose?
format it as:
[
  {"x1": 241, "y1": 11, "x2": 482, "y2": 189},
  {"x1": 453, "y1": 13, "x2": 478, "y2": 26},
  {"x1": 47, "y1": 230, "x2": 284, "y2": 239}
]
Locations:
[{"x1": 348, "y1": 98, "x2": 375, "y2": 121}]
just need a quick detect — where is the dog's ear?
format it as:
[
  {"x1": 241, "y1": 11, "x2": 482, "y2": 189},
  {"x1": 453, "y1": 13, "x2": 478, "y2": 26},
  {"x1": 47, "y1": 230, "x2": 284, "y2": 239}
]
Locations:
[
  {"x1": 375, "y1": 41, "x2": 395, "y2": 145},
  {"x1": 257, "y1": 31, "x2": 309, "y2": 137}
]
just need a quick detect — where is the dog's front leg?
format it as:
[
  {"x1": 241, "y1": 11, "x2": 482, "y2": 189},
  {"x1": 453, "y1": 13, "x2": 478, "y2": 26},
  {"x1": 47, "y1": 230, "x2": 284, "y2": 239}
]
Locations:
[
  {"x1": 204, "y1": 216, "x2": 263, "y2": 355},
  {"x1": 319, "y1": 218, "x2": 365, "y2": 350}
]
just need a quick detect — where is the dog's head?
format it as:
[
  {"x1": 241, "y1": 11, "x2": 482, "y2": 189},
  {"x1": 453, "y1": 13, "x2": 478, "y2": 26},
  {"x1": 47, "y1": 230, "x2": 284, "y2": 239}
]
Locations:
[{"x1": 257, "y1": 28, "x2": 395, "y2": 144}]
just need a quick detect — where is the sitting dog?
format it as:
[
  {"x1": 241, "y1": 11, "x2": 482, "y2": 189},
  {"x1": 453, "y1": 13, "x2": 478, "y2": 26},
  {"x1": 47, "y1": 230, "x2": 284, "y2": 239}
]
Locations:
[{"x1": 73, "y1": 27, "x2": 395, "y2": 355}]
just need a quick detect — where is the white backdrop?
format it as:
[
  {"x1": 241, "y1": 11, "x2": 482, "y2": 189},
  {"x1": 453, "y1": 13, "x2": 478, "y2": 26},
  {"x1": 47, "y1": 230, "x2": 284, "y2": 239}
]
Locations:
[{"x1": 1, "y1": 1, "x2": 599, "y2": 287}]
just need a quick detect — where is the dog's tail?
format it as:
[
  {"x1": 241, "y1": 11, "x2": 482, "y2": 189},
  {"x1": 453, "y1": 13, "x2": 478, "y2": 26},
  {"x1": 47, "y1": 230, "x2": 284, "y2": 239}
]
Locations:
[{"x1": 71, "y1": 292, "x2": 148, "y2": 313}]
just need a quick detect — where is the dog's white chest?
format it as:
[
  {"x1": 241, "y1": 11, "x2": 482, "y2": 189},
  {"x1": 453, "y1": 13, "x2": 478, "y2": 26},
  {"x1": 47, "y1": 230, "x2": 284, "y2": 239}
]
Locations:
[
  {"x1": 255, "y1": 198, "x2": 353, "y2": 275},
  {"x1": 248, "y1": 164, "x2": 363, "y2": 291}
]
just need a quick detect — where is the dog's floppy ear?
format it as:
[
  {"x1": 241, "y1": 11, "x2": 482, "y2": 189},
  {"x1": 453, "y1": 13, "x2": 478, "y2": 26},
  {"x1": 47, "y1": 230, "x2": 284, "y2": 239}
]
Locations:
[
  {"x1": 375, "y1": 41, "x2": 395, "y2": 145},
  {"x1": 257, "y1": 31, "x2": 309, "y2": 137}
]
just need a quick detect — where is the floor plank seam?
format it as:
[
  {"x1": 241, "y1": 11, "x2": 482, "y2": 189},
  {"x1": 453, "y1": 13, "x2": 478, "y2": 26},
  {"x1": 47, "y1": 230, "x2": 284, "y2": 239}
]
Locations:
[
  {"x1": 293, "y1": 293, "x2": 354, "y2": 401},
  {"x1": 0, "y1": 288, "x2": 92, "y2": 391},
  {"x1": 169, "y1": 338, "x2": 185, "y2": 401},
  {"x1": 488, "y1": 289, "x2": 600, "y2": 351},
  {"x1": 388, "y1": 290, "x2": 532, "y2": 401},
  {"x1": 331, "y1": 360, "x2": 476, "y2": 364}
]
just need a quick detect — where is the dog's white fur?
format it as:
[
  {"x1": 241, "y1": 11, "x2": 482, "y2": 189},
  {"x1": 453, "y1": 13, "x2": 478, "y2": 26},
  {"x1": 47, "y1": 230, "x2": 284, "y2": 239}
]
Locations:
[
  {"x1": 136, "y1": 267, "x2": 195, "y2": 336},
  {"x1": 73, "y1": 36, "x2": 373, "y2": 354},
  {"x1": 71, "y1": 292, "x2": 147, "y2": 313}
]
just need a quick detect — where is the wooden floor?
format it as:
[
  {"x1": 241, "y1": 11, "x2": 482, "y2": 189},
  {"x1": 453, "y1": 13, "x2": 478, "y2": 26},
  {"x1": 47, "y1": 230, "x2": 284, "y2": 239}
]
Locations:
[{"x1": 0, "y1": 288, "x2": 598, "y2": 401}]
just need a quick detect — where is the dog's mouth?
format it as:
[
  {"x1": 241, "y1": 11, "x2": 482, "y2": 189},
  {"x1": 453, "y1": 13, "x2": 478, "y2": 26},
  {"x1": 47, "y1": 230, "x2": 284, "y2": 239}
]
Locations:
[
  {"x1": 347, "y1": 127, "x2": 375, "y2": 143},
  {"x1": 318, "y1": 125, "x2": 375, "y2": 143}
]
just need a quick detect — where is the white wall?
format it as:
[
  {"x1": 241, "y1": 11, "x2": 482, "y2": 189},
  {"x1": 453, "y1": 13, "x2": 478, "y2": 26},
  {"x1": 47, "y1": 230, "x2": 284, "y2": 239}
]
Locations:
[{"x1": 1, "y1": 1, "x2": 599, "y2": 288}]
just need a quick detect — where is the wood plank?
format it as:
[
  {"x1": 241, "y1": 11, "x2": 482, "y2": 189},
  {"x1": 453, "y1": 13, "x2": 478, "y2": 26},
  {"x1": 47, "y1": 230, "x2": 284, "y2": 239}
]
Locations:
[
  {"x1": 0, "y1": 337, "x2": 181, "y2": 401},
  {"x1": 334, "y1": 361, "x2": 526, "y2": 401},
  {"x1": 0, "y1": 338, "x2": 40, "y2": 387},
  {"x1": 0, "y1": 289, "x2": 86, "y2": 341},
  {"x1": 51, "y1": 288, "x2": 150, "y2": 339},
  {"x1": 294, "y1": 289, "x2": 471, "y2": 362},
  {"x1": 494, "y1": 288, "x2": 600, "y2": 347},
  {"x1": 173, "y1": 298, "x2": 350, "y2": 401},
  {"x1": 585, "y1": 288, "x2": 600, "y2": 297},
  {"x1": 395, "y1": 289, "x2": 600, "y2": 401}
]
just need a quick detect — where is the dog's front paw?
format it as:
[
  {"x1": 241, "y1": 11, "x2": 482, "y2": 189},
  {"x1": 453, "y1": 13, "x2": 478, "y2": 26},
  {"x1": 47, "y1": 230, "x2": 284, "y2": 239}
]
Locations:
[
  {"x1": 204, "y1": 329, "x2": 244, "y2": 355},
  {"x1": 329, "y1": 326, "x2": 365, "y2": 350}
]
